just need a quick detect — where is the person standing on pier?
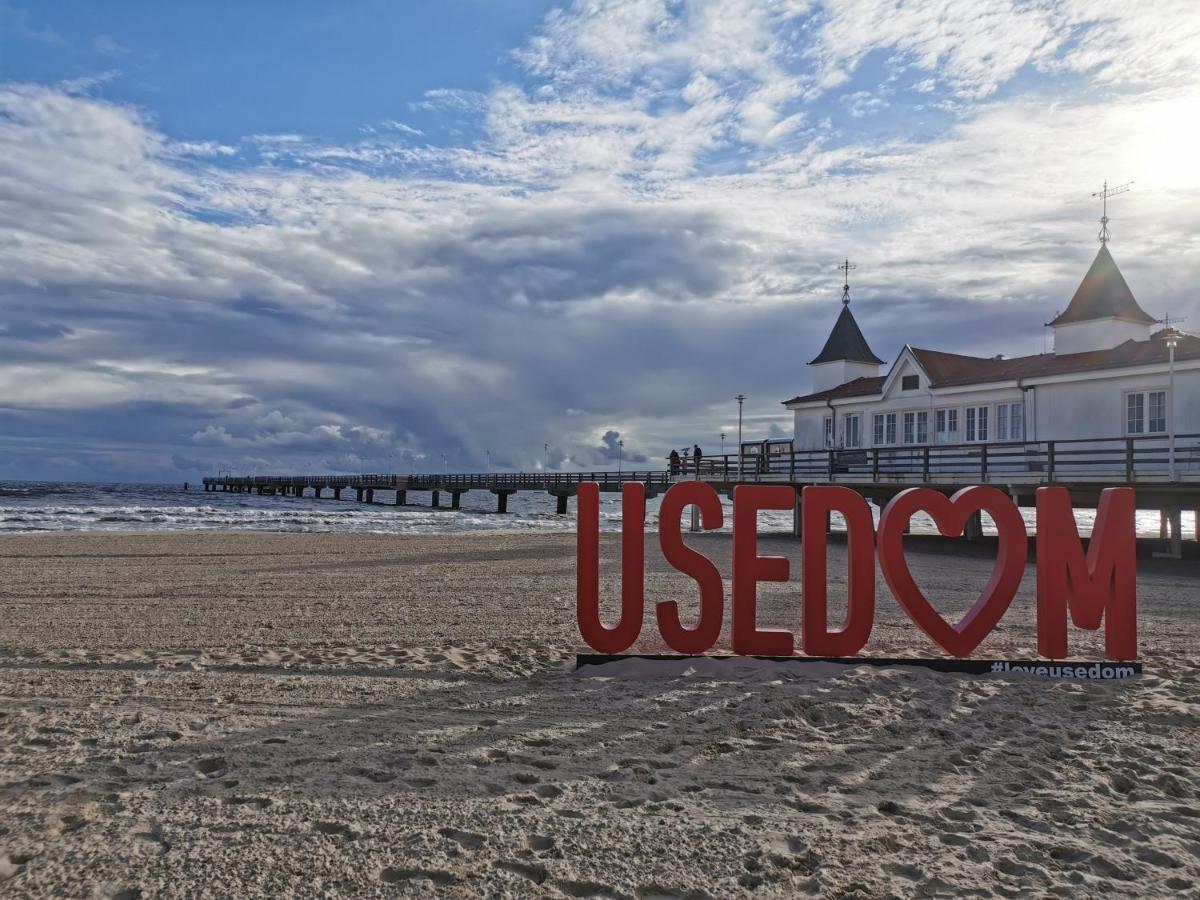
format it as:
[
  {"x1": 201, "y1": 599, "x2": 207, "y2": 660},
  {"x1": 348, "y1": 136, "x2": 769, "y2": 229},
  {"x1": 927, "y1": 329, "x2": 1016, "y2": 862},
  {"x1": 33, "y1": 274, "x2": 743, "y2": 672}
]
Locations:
[
  {"x1": 692, "y1": 444, "x2": 702, "y2": 475},
  {"x1": 668, "y1": 449, "x2": 681, "y2": 476}
]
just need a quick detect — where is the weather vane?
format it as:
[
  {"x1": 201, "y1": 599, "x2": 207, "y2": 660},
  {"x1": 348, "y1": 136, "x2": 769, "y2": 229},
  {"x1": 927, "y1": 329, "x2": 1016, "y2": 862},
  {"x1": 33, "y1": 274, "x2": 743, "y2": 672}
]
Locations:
[
  {"x1": 839, "y1": 258, "x2": 856, "y2": 305},
  {"x1": 1092, "y1": 179, "x2": 1132, "y2": 245}
]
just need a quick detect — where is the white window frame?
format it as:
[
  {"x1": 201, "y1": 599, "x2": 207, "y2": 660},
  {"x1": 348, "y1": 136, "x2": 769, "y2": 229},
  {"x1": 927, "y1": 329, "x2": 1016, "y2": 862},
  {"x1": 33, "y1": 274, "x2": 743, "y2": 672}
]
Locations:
[
  {"x1": 843, "y1": 413, "x2": 862, "y2": 449},
  {"x1": 823, "y1": 415, "x2": 834, "y2": 448},
  {"x1": 916, "y1": 409, "x2": 929, "y2": 444},
  {"x1": 1125, "y1": 389, "x2": 1167, "y2": 436},
  {"x1": 885, "y1": 412, "x2": 897, "y2": 445},
  {"x1": 965, "y1": 405, "x2": 989, "y2": 443},
  {"x1": 1009, "y1": 401, "x2": 1023, "y2": 441},
  {"x1": 935, "y1": 407, "x2": 959, "y2": 445},
  {"x1": 902, "y1": 410, "x2": 928, "y2": 445}
]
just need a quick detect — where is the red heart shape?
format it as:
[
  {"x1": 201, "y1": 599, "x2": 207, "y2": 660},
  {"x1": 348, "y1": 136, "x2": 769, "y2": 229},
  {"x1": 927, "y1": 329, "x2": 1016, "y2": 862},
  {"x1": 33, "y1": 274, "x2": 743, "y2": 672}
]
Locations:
[{"x1": 878, "y1": 486, "x2": 1028, "y2": 657}]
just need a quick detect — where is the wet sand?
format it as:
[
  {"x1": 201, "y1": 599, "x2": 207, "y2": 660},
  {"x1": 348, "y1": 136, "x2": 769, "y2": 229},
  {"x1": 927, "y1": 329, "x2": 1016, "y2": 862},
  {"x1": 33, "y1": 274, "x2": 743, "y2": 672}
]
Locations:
[{"x1": 0, "y1": 530, "x2": 1197, "y2": 898}]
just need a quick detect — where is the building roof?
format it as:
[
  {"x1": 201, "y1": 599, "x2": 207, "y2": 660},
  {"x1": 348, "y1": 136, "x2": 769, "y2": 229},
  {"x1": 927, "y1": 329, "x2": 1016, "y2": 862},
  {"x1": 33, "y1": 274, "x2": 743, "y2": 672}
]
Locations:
[
  {"x1": 784, "y1": 329, "x2": 1200, "y2": 405},
  {"x1": 1048, "y1": 244, "x2": 1156, "y2": 326},
  {"x1": 784, "y1": 375, "x2": 887, "y2": 404},
  {"x1": 809, "y1": 304, "x2": 885, "y2": 365}
]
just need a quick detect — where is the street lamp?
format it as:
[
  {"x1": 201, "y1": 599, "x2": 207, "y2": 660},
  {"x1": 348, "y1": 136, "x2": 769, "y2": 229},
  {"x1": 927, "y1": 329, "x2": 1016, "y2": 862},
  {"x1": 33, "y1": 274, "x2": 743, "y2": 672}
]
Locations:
[
  {"x1": 618, "y1": 438, "x2": 624, "y2": 475},
  {"x1": 735, "y1": 394, "x2": 746, "y2": 476},
  {"x1": 720, "y1": 431, "x2": 726, "y2": 456},
  {"x1": 486, "y1": 449, "x2": 492, "y2": 473},
  {"x1": 1166, "y1": 330, "x2": 1179, "y2": 482}
]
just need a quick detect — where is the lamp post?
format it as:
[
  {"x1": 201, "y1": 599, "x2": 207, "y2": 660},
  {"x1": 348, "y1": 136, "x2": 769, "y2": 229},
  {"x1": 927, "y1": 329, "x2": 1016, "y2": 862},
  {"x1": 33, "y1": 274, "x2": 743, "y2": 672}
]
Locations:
[
  {"x1": 735, "y1": 394, "x2": 746, "y2": 477},
  {"x1": 544, "y1": 442, "x2": 550, "y2": 474},
  {"x1": 1167, "y1": 330, "x2": 1179, "y2": 482},
  {"x1": 720, "y1": 431, "x2": 726, "y2": 456},
  {"x1": 486, "y1": 449, "x2": 492, "y2": 473},
  {"x1": 618, "y1": 438, "x2": 624, "y2": 475}
]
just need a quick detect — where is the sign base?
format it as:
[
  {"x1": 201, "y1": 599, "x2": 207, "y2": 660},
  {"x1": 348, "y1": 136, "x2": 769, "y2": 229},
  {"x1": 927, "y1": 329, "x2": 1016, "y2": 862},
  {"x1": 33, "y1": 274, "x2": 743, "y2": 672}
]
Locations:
[{"x1": 576, "y1": 654, "x2": 1142, "y2": 680}]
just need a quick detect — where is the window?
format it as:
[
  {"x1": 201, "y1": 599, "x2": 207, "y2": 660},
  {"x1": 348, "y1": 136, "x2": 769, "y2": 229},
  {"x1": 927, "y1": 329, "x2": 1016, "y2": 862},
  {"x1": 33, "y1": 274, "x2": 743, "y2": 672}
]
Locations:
[
  {"x1": 995, "y1": 402, "x2": 1022, "y2": 440},
  {"x1": 871, "y1": 412, "x2": 897, "y2": 445},
  {"x1": 901, "y1": 374, "x2": 919, "y2": 391},
  {"x1": 1148, "y1": 392, "x2": 1166, "y2": 433},
  {"x1": 1127, "y1": 391, "x2": 1166, "y2": 435},
  {"x1": 1009, "y1": 402, "x2": 1023, "y2": 440},
  {"x1": 844, "y1": 414, "x2": 862, "y2": 449},
  {"x1": 935, "y1": 408, "x2": 959, "y2": 444},
  {"x1": 823, "y1": 416, "x2": 834, "y2": 448},
  {"x1": 902, "y1": 411, "x2": 928, "y2": 444},
  {"x1": 965, "y1": 405, "x2": 989, "y2": 442},
  {"x1": 996, "y1": 402, "x2": 1022, "y2": 441}
]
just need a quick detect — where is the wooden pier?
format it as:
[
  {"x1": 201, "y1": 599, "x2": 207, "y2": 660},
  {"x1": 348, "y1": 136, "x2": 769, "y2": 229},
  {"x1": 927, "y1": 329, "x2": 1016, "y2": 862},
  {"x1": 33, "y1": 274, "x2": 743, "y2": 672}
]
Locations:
[{"x1": 202, "y1": 432, "x2": 1200, "y2": 555}]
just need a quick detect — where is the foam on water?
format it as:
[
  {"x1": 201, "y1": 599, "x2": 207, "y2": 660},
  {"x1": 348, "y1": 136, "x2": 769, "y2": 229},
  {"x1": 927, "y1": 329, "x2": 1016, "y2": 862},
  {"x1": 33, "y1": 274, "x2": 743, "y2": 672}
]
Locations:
[{"x1": 0, "y1": 480, "x2": 1190, "y2": 538}]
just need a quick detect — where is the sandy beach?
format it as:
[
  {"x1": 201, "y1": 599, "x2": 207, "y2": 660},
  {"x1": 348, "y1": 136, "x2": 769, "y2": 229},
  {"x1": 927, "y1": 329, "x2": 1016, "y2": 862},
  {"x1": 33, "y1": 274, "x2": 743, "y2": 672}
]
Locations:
[{"x1": 0, "y1": 529, "x2": 1197, "y2": 898}]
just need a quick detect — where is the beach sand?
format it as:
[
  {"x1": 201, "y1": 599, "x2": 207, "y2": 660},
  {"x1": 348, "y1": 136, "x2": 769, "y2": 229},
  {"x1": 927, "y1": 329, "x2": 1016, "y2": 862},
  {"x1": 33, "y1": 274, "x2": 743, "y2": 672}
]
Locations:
[{"x1": 0, "y1": 530, "x2": 1197, "y2": 898}]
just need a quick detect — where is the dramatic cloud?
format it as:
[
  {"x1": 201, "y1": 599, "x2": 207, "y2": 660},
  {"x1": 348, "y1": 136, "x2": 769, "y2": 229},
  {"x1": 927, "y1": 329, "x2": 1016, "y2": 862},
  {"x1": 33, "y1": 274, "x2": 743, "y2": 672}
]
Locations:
[{"x1": 0, "y1": 1, "x2": 1197, "y2": 481}]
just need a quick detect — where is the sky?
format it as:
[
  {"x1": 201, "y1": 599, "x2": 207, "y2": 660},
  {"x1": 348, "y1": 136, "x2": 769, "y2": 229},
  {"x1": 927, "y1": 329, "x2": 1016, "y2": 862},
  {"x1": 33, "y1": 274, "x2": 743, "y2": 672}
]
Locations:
[{"x1": 1, "y1": 0, "x2": 1199, "y2": 481}]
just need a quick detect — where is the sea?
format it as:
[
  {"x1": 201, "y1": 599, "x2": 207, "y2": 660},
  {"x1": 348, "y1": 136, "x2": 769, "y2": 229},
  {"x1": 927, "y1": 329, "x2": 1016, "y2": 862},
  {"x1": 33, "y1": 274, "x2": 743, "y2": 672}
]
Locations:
[{"x1": 0, "y1": 481, "x2": 1188, "y2": 538}]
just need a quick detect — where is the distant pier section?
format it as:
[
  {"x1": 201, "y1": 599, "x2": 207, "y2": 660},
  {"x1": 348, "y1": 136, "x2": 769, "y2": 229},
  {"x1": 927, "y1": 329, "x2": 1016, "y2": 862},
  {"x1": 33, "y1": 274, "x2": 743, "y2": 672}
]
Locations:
[{"x1": 202, "y1": 470, "x2": 671, "y2": 514}]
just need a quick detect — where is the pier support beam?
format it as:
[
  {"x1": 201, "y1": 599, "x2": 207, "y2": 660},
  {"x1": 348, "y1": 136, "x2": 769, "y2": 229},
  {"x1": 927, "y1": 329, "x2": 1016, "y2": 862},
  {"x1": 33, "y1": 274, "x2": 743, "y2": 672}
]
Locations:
[
  {"x1": 1155, "y1": 507, "x2": 1183, "y2": 559},
  {"x1": 492, "y1": 489, "x2": 516, "y2": 513},
  {"x1": 333, "y1": 487, "x2": 343, "y2": 501},
  {"x1": 395, "y1": 490, "x2": 406, "y2": 506},
  {"x1": 450, "y1": 491, "x2": 464, "y2": 510},
  {"x1": 431, "y1": 490, "x2": 440, "y2": 508},
  {"x1": 964, "y1": 510, "x2": 984, "y2": 542},
  {"x1": 355, "y1": 488, "x2": 364, "y2": 502},
  {"x1": 556, "y1": 494, "x2": 568, "y2": 515},
  {"x1": 366, "y1": 489, "x2": 374, "y2": 504}
]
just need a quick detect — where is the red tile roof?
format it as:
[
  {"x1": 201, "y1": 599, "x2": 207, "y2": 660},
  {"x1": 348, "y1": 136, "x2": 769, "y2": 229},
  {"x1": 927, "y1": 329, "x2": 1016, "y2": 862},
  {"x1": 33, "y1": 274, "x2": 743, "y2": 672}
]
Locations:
[{"x1": 784, "y1": 330, "x2": 1199, "y2": 405}]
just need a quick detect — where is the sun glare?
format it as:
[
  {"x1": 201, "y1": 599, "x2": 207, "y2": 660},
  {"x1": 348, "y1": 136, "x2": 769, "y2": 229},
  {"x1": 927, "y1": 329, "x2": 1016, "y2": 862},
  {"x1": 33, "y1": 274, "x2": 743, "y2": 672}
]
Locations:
[{"x1": 1136, "y1": 97, "x2": 1200, "y2": 190}]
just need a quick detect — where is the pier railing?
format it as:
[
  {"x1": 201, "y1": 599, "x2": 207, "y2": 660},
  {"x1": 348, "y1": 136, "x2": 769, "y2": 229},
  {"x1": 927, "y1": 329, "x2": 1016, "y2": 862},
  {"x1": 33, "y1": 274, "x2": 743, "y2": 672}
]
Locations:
[
  {"x1": 203, "y1": 470, "x2": 672, "y2": 490},
  {"x1": 203, "y1": 432, "x2": 1200, "y2": 492},
  {"x1": 692, "y1": 432, "x2": 1200, "y2": 485}
]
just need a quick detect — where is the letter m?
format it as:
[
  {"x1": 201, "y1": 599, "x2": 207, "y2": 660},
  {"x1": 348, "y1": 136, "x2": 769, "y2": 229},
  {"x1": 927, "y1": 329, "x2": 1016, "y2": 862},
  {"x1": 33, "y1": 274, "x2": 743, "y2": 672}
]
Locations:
[{"x1": 1036, "y1": 487, "x2": 1136, "y2": 659}]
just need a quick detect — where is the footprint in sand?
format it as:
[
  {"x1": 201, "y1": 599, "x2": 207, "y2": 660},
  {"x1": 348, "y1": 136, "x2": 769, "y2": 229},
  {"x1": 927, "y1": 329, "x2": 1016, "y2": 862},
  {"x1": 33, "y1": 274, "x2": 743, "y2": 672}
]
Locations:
[
  {"x1": 533, "y1": 784, "x2": 562, "y2": 800},
  {"x1": 439, "y1": 827, "x2": 485, "y2": 850},
  {"x1": 313, "y1": 821, "x2": 358, "y2": 840},
  {"x1": 527, "y1": 834, "x2": 555, "y2": 852},
  {"x1": 1, "y1": 852, "x2": 35, "y2": 882},
  {"x1": 224, "y1": 796, "x2": 272, "y2": 810},
  {"x1": 556, "y1": 878, "x2": 622, "y2": 897},
  {"x1": 379, "y1": 867, "x2": 457, "y2": 886},
  {"x1": 496, "y1": 860, "x2": 548, "y2": 884},
  {"x1": 194, "y1": 757, "x2": 227, "y2": 778}
]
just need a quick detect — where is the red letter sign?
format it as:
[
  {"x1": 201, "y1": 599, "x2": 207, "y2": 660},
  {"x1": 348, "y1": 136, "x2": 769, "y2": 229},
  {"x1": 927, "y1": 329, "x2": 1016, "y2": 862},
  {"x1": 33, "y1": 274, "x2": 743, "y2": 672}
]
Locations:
[
  {"x1": 731, "y1": 485, "x2": 795, "y2": 656},
  {"x1": 576, "y1": 481, "x2": 645, "y2": 653},
  {"x1": 657, "y1": 482, "x2": 724, "y2": 654},
  {"x1": 879, "y1": 486, "x2": 1027, "y2": 657},
  {"x1": 1036, "y1": 486, "x2": 1136, "y2": 659},
  {"x1": 801, "y1": 486, "x2": 876, "y2": 656}
]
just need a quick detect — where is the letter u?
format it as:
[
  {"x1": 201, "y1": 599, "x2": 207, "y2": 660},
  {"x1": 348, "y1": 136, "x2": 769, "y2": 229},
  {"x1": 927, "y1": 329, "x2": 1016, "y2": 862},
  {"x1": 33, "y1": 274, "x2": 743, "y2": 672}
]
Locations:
[{"x1": 576, "y1": 482, "x2": 644, "y2": 653}]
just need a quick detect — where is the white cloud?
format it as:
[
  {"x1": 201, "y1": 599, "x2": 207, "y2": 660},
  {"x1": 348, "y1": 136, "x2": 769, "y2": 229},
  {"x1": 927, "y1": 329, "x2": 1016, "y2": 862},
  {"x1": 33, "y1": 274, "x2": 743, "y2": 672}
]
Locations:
[{"x1": 1, "y1": 1, "x2": 1198, "y2": 478}]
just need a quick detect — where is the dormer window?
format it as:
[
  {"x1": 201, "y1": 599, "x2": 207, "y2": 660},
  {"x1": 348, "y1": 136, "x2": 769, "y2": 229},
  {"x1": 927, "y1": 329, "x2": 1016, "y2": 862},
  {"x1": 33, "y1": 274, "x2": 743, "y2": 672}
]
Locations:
[{"x1": 901, "y1": 374, "x2": 919, "y2": 391}]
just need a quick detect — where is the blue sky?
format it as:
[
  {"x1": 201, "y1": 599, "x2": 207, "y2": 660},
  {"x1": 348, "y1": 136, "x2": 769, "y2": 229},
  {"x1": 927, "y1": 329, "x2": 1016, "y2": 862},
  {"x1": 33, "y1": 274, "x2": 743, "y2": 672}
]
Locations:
[{"x1": 1, "y1": 1, "x2": 1198, "y2": 480}]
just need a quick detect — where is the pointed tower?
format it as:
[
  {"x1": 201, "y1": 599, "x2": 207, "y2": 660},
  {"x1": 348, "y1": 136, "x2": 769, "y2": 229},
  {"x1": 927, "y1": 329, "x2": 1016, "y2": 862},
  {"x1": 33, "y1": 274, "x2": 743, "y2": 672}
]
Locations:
[
  {"x1": 808, "y1": 260, "x2": 885, "y2": 393},
  {"x1": 1050, "y1": 244, "x2": 1155, "y2": 354}
]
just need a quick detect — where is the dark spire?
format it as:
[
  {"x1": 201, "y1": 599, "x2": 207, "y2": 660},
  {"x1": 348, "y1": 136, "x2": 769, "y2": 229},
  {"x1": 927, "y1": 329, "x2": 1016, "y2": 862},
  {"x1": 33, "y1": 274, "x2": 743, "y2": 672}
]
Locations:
[
  {"x1": 1049, "y1": 244, "x2": 1156, "y2": 326},
  {"x1": 809, "y1": 304, "x2": 885, "y2": 365}
]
